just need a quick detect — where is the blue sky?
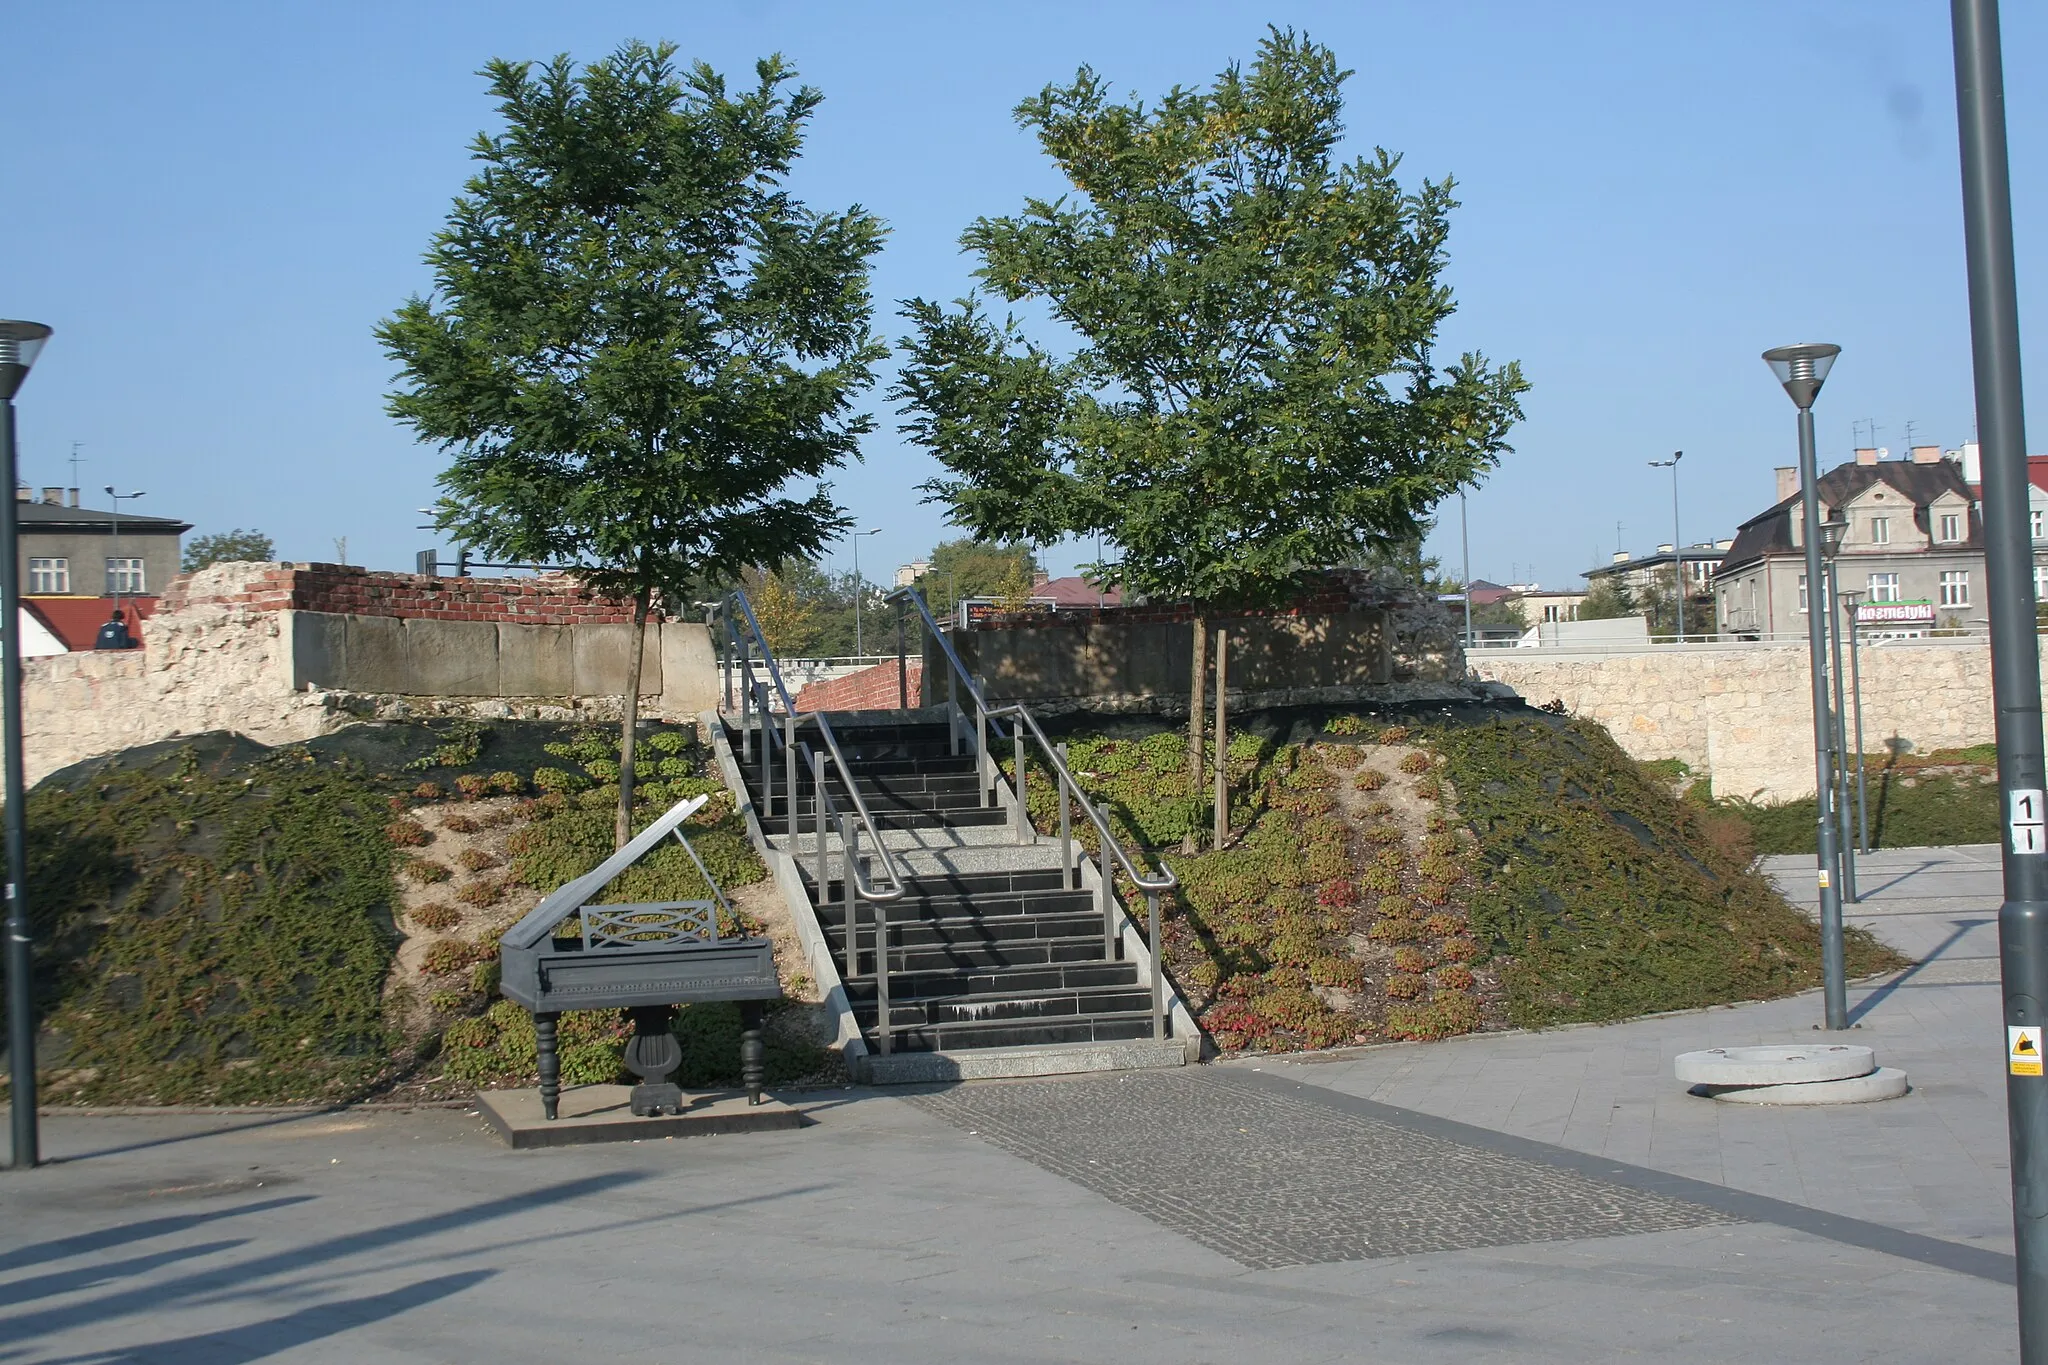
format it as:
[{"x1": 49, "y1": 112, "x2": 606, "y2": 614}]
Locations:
[{"x1": 5, "y1": 2, "x2": 2042, "y2": 592}]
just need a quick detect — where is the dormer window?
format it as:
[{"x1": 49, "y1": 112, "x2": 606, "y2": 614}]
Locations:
[
  {"x1": 1939, "y1": 512, "x2": 1963, "y2": 543},
  {"x1": 1869, "y1": 516, "x2": 1890, "y2": 545}
]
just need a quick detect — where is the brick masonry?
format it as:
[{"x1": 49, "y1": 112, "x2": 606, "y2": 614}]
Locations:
[
  {"x1": 794, "y1": 659, "x2": 923, "y2": 712},
  {"x1": 159, "y1": 562, "x2": 656, "y2": 626}
]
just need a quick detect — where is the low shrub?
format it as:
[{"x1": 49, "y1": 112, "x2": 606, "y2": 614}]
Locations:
[
  {"x1": 458, "y1": 848, "x2": 499, "y2": 873},
  {"x1": 409, "y1": 903, "x2": 460, "y2": 932},
  {"x1": 454, "y1": 773, "x2": 491, "y2": 800},
  {"x1": 412, "y1": 782, "x2": 444, "y2": 801},
  {"x1": 1365, "y1": 824, "x2": 1404, "y2": 846},
  {"x1": 442, "y1": 813, "x2": 480, "y2": 834},
  {"x1": 455, "y1": 879, "x2": 505, "y2": 909},
  {"x1": 385, "y1": 819, "x2": 431, "y2": 848},
  {"x1": 1368, "y1": 917, "x2": 1424, "y2": 943},
  {"x1": 420, "y1": 938, "x2": 491, "y2": 976},
  {"x1": 1378, "y1": 725, "x2": 1411, "y2": 744},
  {"x1": 1385, "y1": 991, "x2": 1480, "y2": 1041},
  {"x1": 1422, "y1": 912, "x2": 1467, "y2": 936},
  {"x1": 401, "y1": 857, "x2": 451, "y2": 885},
  {"x1": 1438, "y1": 935, "x2": 1481, "y2": 963},
  {"x1": 1397, "y1": 751, "x2": 1433, "y2": 776},
  {"x1": 1316, "y1": 880, "x2": 1357, "y2": 907},
  {"x1": 1353, "y1": 768, "x2": 1387, "y2": 792},
  {"x1": 1385, "y1": 972, "x2": 1426, "y2": 1000},
  {"x1": 1434, "y1": 964, "x2": 1476, "y2": 991},
  {"x1": 1391, "y1": 946, "x2": 1433, "y2": 974}
]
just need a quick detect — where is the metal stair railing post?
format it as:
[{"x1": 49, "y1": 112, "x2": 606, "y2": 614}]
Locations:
[
  {"x1": 784, "y1": 712, "x2": 798, "y2": 838},
  {"x1": 873, "y1": 825, "x2": 892, "y2": 1058},
  {"x1": 756, "y1": 680, "x2": 773, "y2": 823},
  {"x1": 896, "y1": 600, "x2": 909, "y2": 709},
  {"x1": 1147, "y1": 890, "x2": 1164, "y2": 1040},
  {"x1": 1056, "y1": 741, "x2": 1073, "y2": 888},
  {"x1": 947, "y1": 662, "x2": 959, "y2": 753},
  {"x1": 1012, "y1": 726, "x2": 1028, "y2": 843},
  {"x1": 812, "y1": 747, "x2": 830, "y2": 926},
  {"x1": 976, "y1": 682, "x2": 991, "y2": 806},
  {"x1": 839, "y1": 812, "x2": 860, "y2": 988}
]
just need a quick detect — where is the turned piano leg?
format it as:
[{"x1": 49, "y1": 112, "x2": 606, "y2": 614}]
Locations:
[
  {"x1": 536, "y1": 1012, "x2": 561, "y2": 1121},
  {"x1": 739, "y1": 1000, "x2": 766, "y2": 1106}
]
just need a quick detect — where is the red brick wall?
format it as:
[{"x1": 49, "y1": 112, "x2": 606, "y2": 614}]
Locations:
[
  {"x1": 795, "y1": 659, "x2": 923, "y2": 712},
  {"x1": 159, "y1": 564, "x2": 656, "y2": 626},
  {"x1": 959, "y1": 569, "x2": 1390, "y2": 631}
]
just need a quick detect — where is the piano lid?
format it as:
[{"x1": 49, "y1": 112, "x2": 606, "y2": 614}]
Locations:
[{"x1": 501, "y1": 793, "x2": 713, "y2": 952}]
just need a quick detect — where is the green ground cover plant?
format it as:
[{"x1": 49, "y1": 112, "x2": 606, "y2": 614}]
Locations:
[
  {"x1": 1724, "y1": 748, "x2": 2000, "y2": 854},
  {"x1": 1018, "y1": 704, "x2": 1904, "y2": 1053},
  {"x1": 15, "y1": 718, "x2": 819, "y2": 1107}
]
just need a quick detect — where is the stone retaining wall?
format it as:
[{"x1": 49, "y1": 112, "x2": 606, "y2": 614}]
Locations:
[
  {"x1": 23, "y1": 562, "x2": 719, "y2": 784},
  {"x1": 1473, "y1": 638, "x2": 2012, "y2": 801}
]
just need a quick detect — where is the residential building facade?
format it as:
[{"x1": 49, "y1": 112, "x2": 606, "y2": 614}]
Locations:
[
  {"x1": 15, "y1": 488, "x2": 189, "y2": 602},
  {"x1": 1713, "y1": 448, "x2": 1991, "y2": 638}
]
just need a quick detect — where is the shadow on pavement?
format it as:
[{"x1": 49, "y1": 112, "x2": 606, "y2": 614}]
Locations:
[
  {"x1": 34, "y1": 1269, "x2": 497, "y2": 1364},
  {"x1": 0, "y1": 1196, "x2": 311, "y2": 1276},
  {"x1": 0, "y1": 1172, "x2": 644, "y2": 1349},
  {"x1": 1848, "y1": 917, "x2": 1994, "y2": 1025}
]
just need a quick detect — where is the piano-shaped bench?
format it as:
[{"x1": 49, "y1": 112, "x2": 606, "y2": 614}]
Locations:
[{"x1": 499, "y1": 794, "x2": 781, "y2": 1118}]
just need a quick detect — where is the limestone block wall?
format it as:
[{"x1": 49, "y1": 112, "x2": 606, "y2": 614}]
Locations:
[
  {"x1": 1474, "y1": 638, "x2": 2009, "y2": 800},
  {"x1": 22, "y1": 562, "x2": 721, "y2": 784}
]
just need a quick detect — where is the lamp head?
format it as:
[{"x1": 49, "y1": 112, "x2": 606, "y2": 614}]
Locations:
[
  {"x1": 0, "y1": 321, "x2": 53, "y2": 401},
  {"x1": 1762, "y1": 343, "x2": 1841, "y2": 410},
  {"x1": 1819, "y1": 509, "x2": 1849, "y2": 558}
]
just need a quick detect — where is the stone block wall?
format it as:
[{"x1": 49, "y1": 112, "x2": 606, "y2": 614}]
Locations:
[
  {"x1": 1474, "y1": 638, "x2": 2012, "y2": 800},
  {"x1": 23, "y1": 562, "x2": 720, "y2": 784}
]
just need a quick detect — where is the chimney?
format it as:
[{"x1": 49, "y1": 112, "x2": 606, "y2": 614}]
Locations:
[
  {"x1": 1911, "y1": 444, "x2": 1942, "y2": 464},
  {"x1": 12, "y1": 487, "x2": 26, "y2": 502},
  {"x1": 1656, "y1": 543, "x2": 1673, "y2": 554},
  {"x1": 39, "y1": 487, "x2": 60, "y2": 505},
  {"x1": 1033, "y1": 569, "x2": 1050, "y2": 587},
  {"x1": 1855, "y1": 447, "x2": 1879, "y2": 466},
  {"x1": 1775, "y1": 466, "x2": 1798, "y2": 501},
  {"x1": 67, "y1": 488, "x2": 78, "y2": 507},
  {"x1": 1611, "y1": 550, "x2": 1630, "y2": 564}
]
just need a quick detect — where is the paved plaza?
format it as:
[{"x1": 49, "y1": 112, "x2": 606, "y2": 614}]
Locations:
[{"x1": 0, "y1": 844, "x2": 2024, "y2": 1362}]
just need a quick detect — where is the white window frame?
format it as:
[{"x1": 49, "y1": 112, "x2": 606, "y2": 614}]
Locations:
[
  {"x1": 1939, "y1": 511, "x2": 1963, "y2": 543},
  {"x1": 1869, "y1": 516, "x2": 1890, "y2": 545},
  {"x1": 105, "y1": 557, "x2": 145, "y2": 595},
  {"x1": 2033, "y1": 508, "x2": 2044, "y2": 540},
  {"x1": 28, "y1": 557, "x2": 68, "y2": 594},
  {"x1": 1940, "y1": 570, "x2": 1970, "y2": 607},
  {"x1": 1868, "y1": 572, "x2": 1900, "y2": 603}
]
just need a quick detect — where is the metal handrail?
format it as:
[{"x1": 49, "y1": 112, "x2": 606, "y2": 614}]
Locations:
[
  {"x1": 886, "y1": 584, "x2": 1173, "y2": 891},
  {"x1": 884, "y1": 584, "x2": 1178, "y2": 1041},
  {"x1": 716, "y1": 591, "x2": 905, "y2": 909}
]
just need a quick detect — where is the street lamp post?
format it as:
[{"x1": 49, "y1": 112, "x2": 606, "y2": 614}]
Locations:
[
  {"x1": 1951, "y1": 4, "x2": 2048, "y2": 1353},
  {"x1": 1821, "y1": 512, "x2": 1856, "y2": 903},
  {"x1": 103, "y1": 486, "x2": 146, "y2": 646},
  {"x1": 1839, "y1": 588, "x2": 1871, "y2": 854},
  {"x1": 849, "y1": 527, "x2": 881, "y2": 659},
  {"x1": 0, "y1": 319, "x2": 52, "y2": 1170},
  {"x1": 1763, "y1": 341, "x2": 1848, "y2": 1031},
  {"x1": 1649, "y1": 451, "x2": 1685, "y2": 642}
]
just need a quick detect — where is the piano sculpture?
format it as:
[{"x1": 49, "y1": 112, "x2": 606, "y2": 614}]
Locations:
[{"x1": 499, "y1": 794, "x2": 781, "y2": 1119}]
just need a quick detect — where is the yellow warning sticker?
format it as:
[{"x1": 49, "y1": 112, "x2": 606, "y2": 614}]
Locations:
[{"x1": 2012, "y1": 1026, "x2": 2043, "y2": 1077}]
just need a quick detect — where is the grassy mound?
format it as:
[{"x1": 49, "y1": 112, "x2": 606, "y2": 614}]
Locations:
[
  {"x1": 1019, "y1": 703, "x2": 1904, "y2": 1052},
  {"x1": 10, "y1": 719, "x2": 825, "y2": 1107}
]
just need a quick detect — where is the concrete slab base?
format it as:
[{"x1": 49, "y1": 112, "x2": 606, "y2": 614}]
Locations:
[
  {"x1": 1673, "y1": 1044, "x2": 1875, "y2": 1086},
  {"x1": 1694, "y1": 1066, "x2": 1912, "y2": 1106},
  {"x1": 475, "y1": 1085, "x2": 805, "y2": 1148},
  {"x1": 858, "y1": 1039, "x2": 1188, "y2": 1085}
]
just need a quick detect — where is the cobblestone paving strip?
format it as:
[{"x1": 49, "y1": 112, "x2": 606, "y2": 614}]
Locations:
[{"x1": 908, "y1": 1068, "x2": 1737, "y2": 1269}]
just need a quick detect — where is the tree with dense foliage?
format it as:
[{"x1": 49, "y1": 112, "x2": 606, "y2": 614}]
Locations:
[
  {"x1": 912, "y1": 538, "x2": 1037, "y2": 622},
  {"x1": 182, "y1": 529, "x2": 274, "y2": 573},
  {"x1": 1576, "y1": 577, "x2": 1637, "y2": 621},
  {"x1": 379, "y1": 42, "x2": 885, "y2": 844},
  {"x1": 742, "y1": 566, "x2": 817, "y2": 656},
  {"x1": 894, "y1": 30, "x2": 1527, "y2": 791}
]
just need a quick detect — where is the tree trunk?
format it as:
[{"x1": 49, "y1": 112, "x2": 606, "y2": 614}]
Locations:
[
  {"x1": 1213, "y1": 626, "x2": 1229, "y2": 851},
  {"x1": 1186, "y1": 613, "x2": 1209, "y2": 788},
  {"x1": 615, "y1": 590, "x2": 650, "y2": 849}
]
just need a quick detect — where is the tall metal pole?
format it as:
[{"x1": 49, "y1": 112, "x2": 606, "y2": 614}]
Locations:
[
  {"x1": 1844, "y1": 592, "x2": 1871, "y2": 853},
  {"x1": 852, "y1": 535, "x2": 864, "y2": 660},
  {"x1": 1459, "y1": 490, "x2": 1472, "y2": 649},
  {"x1": 1670, "y1": 452, "x2": 1685, "y2": 644},
  {"x1": 1, "y1": 395, "x2": 35, "y2": 1167},
  {"x1": 1827, "y1": 557, "x2": 1857, "y2": 903},
  {"x1": 1796, "y1": 402, "x2": 1848, "y2": 1030},
  {"x1": 1953, "y1": 3, "x2": 2048, "y2": 1354}
]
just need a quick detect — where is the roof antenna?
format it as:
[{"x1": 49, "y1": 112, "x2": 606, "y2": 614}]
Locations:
[{"x1": 67, "y1": 441, "x2": 85, "y2": 489}]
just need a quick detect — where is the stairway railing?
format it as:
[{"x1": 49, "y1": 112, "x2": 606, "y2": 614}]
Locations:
[
  {"x1": 885, "y1": 586, "x2": 1180, "y2": 1042},
  {"x1": 713, "y1": 590, "x2": 909, "y2": 1050}
]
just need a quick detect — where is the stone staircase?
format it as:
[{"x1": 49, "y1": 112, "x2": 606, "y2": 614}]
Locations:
[{"x1": 725, "y1": 714, "x2": 1189, "y2": 1079}]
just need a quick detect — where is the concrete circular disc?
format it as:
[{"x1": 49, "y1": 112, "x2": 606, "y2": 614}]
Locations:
[
  {"x1": 1701, "y1": 1067, "x2": 1910, "y2": 1106},
  {"x1": 1673, "y1": 1044, "x2": 1875, "y2": 1087}
]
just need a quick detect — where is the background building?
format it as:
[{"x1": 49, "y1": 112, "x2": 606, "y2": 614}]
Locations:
[
  {"x1": 15, "y1": 488, "x2": 189, "y2": 603},
  {"x1": 1713, "y1": 446, "x2": 1988, "y2": 638}
]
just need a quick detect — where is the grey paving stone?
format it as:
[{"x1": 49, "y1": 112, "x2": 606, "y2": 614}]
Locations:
[{"x1": 908, "y1": 1068, "x2": 1733, "y2": 1269}]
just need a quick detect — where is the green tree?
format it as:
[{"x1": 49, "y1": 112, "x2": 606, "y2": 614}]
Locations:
[
  {"x1": 913, "y1": 538, "x2": 1037, "y2": 622},
  {"x1": 1577, "y1": 577, "x2": 1637, "y2": 621},
  {"x1": 378, "y1": 43, "x2": 885, "y2": 845},
  {"x1": 181, "y1": 529, "x2": 274, "y2": 573},
  {"x1": 894, "y1": 30, "x2": 1526, "y2": 786}
]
